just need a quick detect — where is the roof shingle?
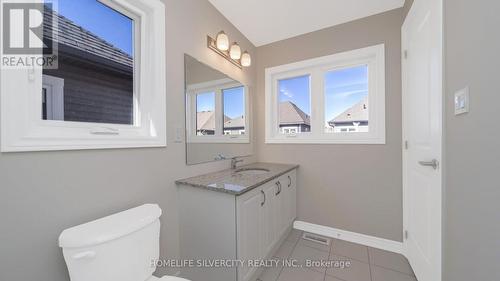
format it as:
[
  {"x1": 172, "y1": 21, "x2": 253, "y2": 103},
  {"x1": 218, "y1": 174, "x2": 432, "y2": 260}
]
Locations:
[{"x1": 279, "y1": 101, "x2": 310, "y2": 126}]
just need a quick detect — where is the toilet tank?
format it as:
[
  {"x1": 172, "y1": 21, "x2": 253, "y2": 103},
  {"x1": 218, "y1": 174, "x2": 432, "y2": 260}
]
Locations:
[{"x1": 59, "y1": 204, "x2": 162, "y2": 281}]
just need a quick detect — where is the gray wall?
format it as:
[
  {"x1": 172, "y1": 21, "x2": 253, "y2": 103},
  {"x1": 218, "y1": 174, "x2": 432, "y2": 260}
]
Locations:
[
  {"x1": 255, "y1": 8, "x2": 405, "y2": 242},
  {"x1": 443, "y1": 0, "x2": 500, "y2": 280},
  {"x1": 0, "y1": 0, "x2": 256, "y2": 280}
]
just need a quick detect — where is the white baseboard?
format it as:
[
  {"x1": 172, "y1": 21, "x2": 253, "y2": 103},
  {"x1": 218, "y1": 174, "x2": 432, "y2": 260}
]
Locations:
[{"x1": 293, "y1": 221, "x2": 403, "y2": 254}]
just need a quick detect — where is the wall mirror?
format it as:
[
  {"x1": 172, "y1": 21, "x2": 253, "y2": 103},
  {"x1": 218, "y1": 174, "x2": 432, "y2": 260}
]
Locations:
[{"x1": 184, "y1": 54, "x2": 252, "y2": 165}]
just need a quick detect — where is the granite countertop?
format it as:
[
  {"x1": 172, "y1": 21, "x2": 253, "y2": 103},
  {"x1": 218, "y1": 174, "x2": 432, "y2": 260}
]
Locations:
[{"x1": 175, "y1": 162, "x2": 299, "y2": 195}]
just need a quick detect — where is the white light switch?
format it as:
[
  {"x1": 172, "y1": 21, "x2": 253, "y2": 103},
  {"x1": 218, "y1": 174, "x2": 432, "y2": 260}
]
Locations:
[{"x1": 454, "y1": 87, "x2": 469, "y2": 115}]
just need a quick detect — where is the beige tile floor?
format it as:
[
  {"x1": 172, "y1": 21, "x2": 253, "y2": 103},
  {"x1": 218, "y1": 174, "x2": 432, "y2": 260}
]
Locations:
[{"x1": 258, "y1": 229, "x2": 417, "y2": 281}]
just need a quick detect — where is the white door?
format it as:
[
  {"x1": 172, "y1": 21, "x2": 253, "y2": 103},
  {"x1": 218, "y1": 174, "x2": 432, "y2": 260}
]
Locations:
[{"x1": 402, "y1": 0, "x2": 442, "y2": 280}]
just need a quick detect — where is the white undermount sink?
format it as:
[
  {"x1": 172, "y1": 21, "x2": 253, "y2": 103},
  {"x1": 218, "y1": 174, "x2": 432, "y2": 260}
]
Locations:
[{"x1": 233, "y1": 168, "x2": 270, "y2": 175}]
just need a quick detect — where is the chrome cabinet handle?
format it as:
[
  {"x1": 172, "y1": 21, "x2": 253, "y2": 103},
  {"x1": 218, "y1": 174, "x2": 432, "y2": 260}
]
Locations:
[
  {"x1": 261, "y1": 190, "x2": 266, "y2": 206},
  {"x1": 275, "y1": 182, "x2": 281, "y2": 196},
  {"x1": 418, "y1": 159, "x2": 439, "y2": 170},
  {"x1": 288, "y1": 175, "x2": 292, "y2": 187}
]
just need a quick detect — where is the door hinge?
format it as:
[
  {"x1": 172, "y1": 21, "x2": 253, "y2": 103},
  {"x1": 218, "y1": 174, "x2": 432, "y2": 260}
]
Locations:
[
  {"x1": 404, "y1": 140, "x2": 409, "y2": 150},
  {"x1": 404, "y1": 230, "x2": 409, "y2": 240}
]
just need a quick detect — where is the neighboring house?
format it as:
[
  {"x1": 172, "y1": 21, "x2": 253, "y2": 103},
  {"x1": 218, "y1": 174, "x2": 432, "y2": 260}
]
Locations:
[
  {"x1": 224, "y1": 115, "x2": 246, "y2": 135},
  {"x1": 279, "y1": 101, "x2": 311, "y2": 134},
  {"x1": 328, "y1": 96, "x2": 369, "y2": 132},
  {"x1": 42, "y1": 7, "x2": 134, "y2": 124},
  {"x1": 196, "y1": 111, "x2": 230, "y2": 135}
]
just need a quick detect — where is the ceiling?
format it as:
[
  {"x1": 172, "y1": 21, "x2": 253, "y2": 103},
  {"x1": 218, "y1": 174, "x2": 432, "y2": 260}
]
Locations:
[{"x1": 208, "y1": 0, "x2": 405, "y2": 47}]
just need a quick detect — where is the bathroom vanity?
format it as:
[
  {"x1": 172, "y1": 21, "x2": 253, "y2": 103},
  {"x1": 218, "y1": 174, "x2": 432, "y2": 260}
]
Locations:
[{"x1": 176, "y1": 163, "x2": 298, "y2": 281}]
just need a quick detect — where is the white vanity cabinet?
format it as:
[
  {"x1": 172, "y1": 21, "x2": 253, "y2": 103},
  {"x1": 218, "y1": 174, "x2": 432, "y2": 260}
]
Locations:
[
  {"x1": 237, "y1": 170, "x2": 297, "y2": 281},
  {"x1": 178, "y1": 168, "x2": 297, "y2": 281}
]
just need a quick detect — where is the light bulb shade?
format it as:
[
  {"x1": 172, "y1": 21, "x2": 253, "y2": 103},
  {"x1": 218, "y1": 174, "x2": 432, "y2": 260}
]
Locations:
[
  {"x1": 241, "y1": 51, "x2": 251, "y2": 67},
  {"x1": 229, "y1": 42, "x2": 241, "y2": 60},
  {"x1": 216, "y1": 31, "x2": 229, "y2": 51}
]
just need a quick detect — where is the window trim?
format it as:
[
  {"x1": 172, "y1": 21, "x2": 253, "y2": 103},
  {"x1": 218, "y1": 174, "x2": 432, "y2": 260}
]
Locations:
[
  {"x1": 265, "y1": 44, "x2": 386, "y2": 144},
  {"x1": 186, "y1": 79, "x2": 250, "y2": 144},
  {"x1": 0, "y1": 0, "x2": 166, "y2": 152}
]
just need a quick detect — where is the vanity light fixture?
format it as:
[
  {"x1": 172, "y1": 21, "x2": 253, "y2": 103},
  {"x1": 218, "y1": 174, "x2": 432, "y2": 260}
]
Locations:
[
  {"x1": 229, "y1": 42, "x2": 241, "y2": 60},
  {"x1": 215, "y1": 31, "x2": 229, "y2": 51},
  {"x1": 241, "y1": 51, "x2": 251, "y2": 67},
  {"x1": 207, "y1": 31, "x2": 252, "y2": 68}
]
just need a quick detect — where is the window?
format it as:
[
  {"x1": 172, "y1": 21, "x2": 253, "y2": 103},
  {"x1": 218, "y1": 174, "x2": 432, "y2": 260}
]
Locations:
[
  {"x1": 187, "y1": 80, "x2": 249, "y2": 143},
  {"x1": 0, "y1": 0, "x2": 166, "y2": 152},
  {"x1": 196, "y1": 92, "x2": 216, "y2": 135},
  {"x1": 265, "y1": 44, "x2": 385, "y2": 144},
  {"x1": 223, "y1": 86, "x2": 246, "y2": 136},
  {"x1": 42, "y1": 1, "x2": 134, "y2": 125},
  {"x1": 325, "y1": 65, "x2": 369, "y2": 133},
  {"x1": 278, "y1": 75, "x2": 310, "y2": 135}
]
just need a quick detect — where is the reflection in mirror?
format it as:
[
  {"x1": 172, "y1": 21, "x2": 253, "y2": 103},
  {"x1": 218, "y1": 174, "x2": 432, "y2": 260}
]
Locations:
[
  {"x1": 185, "y1": 54, "x2": 252, "y2": 165},
  {"x1": 223, "y1": 86, "x2": 246, "y2": 135}
]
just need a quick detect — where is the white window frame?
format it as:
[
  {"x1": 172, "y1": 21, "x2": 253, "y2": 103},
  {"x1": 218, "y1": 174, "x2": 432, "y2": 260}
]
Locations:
[
  {"x1": 265, "y1": 44, "x2": 386, "y2": 144},
  {"x1": 186, "y1": 78, "x2": 250, "y2": 144},
  {"x1": 0, "y1": 0, "x2": 166, "y2": 152}
]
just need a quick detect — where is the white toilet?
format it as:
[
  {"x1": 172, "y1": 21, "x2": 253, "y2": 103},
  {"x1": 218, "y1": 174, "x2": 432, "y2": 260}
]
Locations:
[{"x1": 59, "y1": 204, "x2": 190, "y2": 281}]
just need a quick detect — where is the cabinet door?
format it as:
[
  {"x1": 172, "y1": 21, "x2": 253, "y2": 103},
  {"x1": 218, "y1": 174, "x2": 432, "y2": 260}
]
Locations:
[
  {"x1": 281, "y1": 171, "x2": 297, "y2": 230},
  {"x1": 285, "y1": 171, "x2": 297, "y2": 225},
  {"x1": 237, "y1": 189, "x2": 264, "y2": 281},
  {"x1": 274, "y1": 178, "x2": 288, "y2": 241},
  {"x1": 261, "y1": 182, "x2": 276, "y2": 257}
]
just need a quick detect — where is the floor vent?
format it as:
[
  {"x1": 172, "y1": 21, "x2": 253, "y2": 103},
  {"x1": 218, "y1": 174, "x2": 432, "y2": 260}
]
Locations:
[{"x1": 302, "y1": 232, "x2": 331, "y2": 246}]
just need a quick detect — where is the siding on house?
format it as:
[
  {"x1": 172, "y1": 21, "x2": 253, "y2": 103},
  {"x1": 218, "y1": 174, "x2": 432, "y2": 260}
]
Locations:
[{"x1": 44, "y1": 58, "x2": 134, "y2": 125}]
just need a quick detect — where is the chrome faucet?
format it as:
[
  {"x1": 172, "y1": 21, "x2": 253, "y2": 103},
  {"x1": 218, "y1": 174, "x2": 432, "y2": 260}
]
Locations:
[{"x1": 231, "y1": 156, "x2": 244, "y2": 169}]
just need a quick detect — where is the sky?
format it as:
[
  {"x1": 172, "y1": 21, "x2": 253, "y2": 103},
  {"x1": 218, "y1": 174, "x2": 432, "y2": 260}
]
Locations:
[
  {"x1": 324, "y1": 65, "x2": 368, "y2": 121},
  {"x1": 196, "y1": 92, "x2": 215, "y2": 112},
  {"x1": 279, "y1": 65, "x2": 368, "y2": 123},
  {"x1": 279, "y1": 75, "x2": 311, "y2": 115},
  {"x1": 196, "y1": 87, "x2": 245, "y2": 119},
  {"x1": 56, "y1": 0, "x2": 133, "y2": 56},
  {"x1": 223, "y1": 87, "x2": 245, "y2": 119}
]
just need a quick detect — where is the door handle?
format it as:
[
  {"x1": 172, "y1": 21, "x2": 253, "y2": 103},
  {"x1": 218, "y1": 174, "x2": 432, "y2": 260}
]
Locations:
[
  {"x1": 418, "y1": 159, "x2": 439, "y2": 170},
  {"x1": 261, "y1": 190, "x2": 266, "y2": 206}
]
